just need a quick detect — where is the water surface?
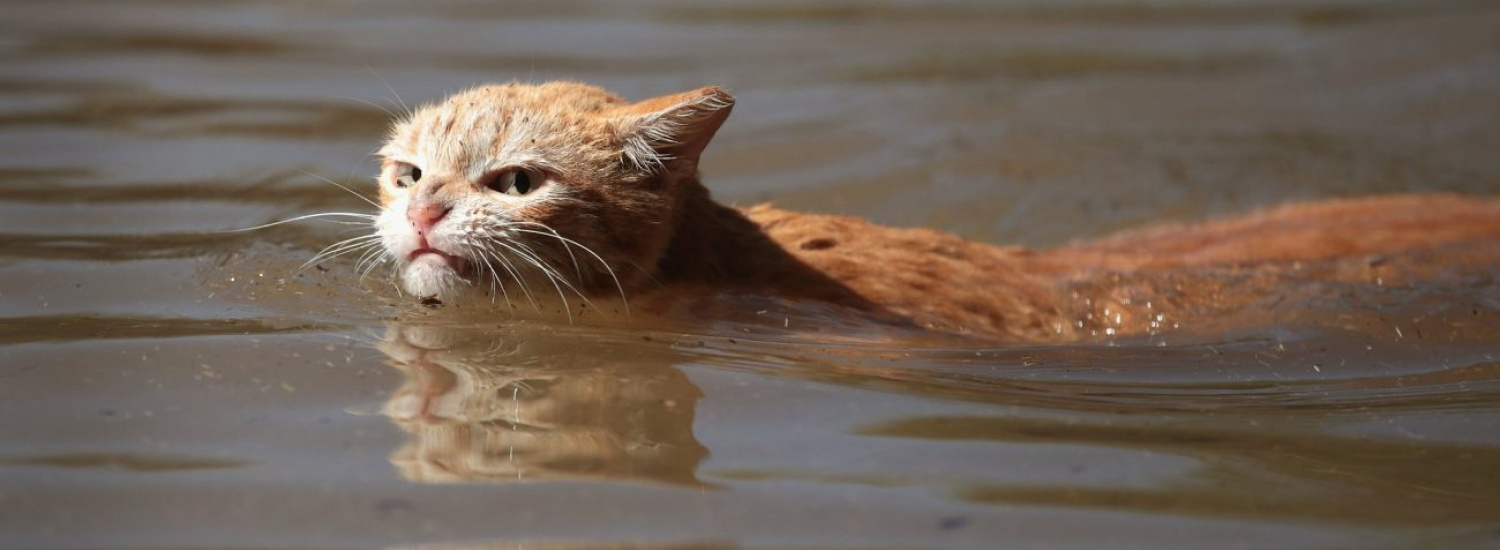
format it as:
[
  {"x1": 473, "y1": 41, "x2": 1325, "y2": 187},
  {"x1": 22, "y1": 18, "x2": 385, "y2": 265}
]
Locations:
[{"x1": 3, "y1": 0, "x2": 1500, "y2": 548}]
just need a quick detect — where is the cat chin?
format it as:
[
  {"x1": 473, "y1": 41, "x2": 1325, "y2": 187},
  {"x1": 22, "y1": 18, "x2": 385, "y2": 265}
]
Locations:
[{"x1": 400, "y1": 256, "x2": 472, "y2": 300}]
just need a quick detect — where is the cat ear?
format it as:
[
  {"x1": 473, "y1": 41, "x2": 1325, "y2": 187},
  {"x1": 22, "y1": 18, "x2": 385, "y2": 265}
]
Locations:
[{"x1": 613, "y1": 87, "x2": 735, "y2": 173}]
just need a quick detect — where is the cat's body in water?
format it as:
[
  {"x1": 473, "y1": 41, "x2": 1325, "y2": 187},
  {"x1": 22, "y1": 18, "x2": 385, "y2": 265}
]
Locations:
[{"x1": 369, "y1": 81, "x2": 1500, "y2": 341}]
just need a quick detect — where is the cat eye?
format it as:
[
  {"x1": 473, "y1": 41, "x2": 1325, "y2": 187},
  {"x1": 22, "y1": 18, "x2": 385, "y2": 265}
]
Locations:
[
  {"x1": 486, "y1": 168, "x2": 543, "y2": 197},
  {"x1": 394, "y1": 163, "x2": 422, "y2": 188}
]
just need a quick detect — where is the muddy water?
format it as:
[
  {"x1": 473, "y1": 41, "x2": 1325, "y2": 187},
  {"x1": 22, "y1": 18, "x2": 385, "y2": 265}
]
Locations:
[{"x1": 3, "y1": 0, "x2": 1500, "y2": 548}]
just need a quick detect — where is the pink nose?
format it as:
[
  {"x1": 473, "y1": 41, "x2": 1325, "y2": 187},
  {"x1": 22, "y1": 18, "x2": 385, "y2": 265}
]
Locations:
[{"x1": 407, "y1": 201, "x2": 451, "y2": 235}]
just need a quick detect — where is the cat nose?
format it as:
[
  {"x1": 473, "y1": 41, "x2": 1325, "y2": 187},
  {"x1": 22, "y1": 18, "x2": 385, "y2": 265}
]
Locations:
[{"x1": 408, "y1": 201, "x2": 451, "y2": 234}]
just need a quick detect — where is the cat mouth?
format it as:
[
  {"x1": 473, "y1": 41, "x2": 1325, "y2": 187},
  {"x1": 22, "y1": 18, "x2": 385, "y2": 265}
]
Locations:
[{"x1": 408, "y1": 248, "x2": 468, "y2": 271}]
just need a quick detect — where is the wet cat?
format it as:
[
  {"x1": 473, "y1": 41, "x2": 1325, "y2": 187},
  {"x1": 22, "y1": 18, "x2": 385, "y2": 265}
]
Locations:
[{"x1": 370, "y1": 81, "x2": 1500, "y2": 340}]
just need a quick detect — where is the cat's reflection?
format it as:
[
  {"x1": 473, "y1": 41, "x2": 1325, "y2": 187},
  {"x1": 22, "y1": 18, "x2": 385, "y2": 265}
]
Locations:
[{"x1": 377, "y1": 323, "x2": 707, "y2": 486}]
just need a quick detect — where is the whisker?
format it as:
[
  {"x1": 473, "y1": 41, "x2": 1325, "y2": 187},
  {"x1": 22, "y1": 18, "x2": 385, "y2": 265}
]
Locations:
[
  {"x1": 294, "y1": 168, "x2": 382, "y2": 209},
  {"x1": 307, "y1": 235, "x2": 382, "y2": 264},
  {"x1": 483, "y1": 247, "x2": 537, "y2": 310},
  {"x1": 507, "y1": 227, "x2": 630, "y2": 316},
  {"x1": 359, "y1": 255, "x2": 390, "y2": 284},
  {"x1": 387, "y1": 263, "x2": 405, "y2": 297},
  {"x1": 311, "y1": 232, "x2": 383, "y2": 255},
  {"x1": 508, "y1": 238, "x2": 596, "y2": 314},
  {"x1": 473, "y1": 249, "x2": 502, "y2": 305},
  {"x1": 480, "y1": 245, "x2": 539, "y2": 311},
  {"x1": 487, "y1": 242, "x2": 545, "y2": 312},
  {"x1": 499, "y1": 241, "x2": 573, "y2": 324},
  {"x1": 303, "y1": 242, "x2": 381, "y2": 272},
  {"x1": 353, "y1": 246, "x2": 380, "y2": 273},
  {"x1": 210, "y1": 212, "x2": 377, "y2": 233},
  {"x1": 304, "y1": 239, "x2": 381, "y2": 269},
  {"x1": 335, "y1": 95, "x2": 398, "y2": 120},
  {"x1": 471, "y1": 247, "x2": 514, "y2": 310},
  {"x1": 302, "y1": 234, "x2": 383, "y2": 270},
  {"x1": 505, "y1": 221, "x2": 582, "y2": 280},
  {"x1": 366, "y1": 64, "x2": 411, "y2": 118},
  {"x1": 354, "y1": 246, "x2": 391, "y2": 283}
]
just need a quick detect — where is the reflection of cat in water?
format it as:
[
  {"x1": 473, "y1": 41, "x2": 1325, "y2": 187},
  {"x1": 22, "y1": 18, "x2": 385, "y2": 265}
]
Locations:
[
  {"x1": 356, "y1": 81, "x2": 1500, "y2": 341},
  {"x1": 378, "y1": 324, "x2": 707, "y2": 486}
]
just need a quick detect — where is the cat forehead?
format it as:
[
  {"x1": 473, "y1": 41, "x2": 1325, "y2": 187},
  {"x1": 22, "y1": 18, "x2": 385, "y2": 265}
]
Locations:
[
  {"x1": 381, "y1": 82, "x2": 626, "y2": 160},
  {"x1": 412, "y1": 83, "x2": 625, "y2": 129},
  {"x1": 464, "y1": 82, "x2": 626, "y2": 108}
]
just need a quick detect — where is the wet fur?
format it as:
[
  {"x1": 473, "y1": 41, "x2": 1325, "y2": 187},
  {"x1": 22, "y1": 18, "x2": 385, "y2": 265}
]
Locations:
[{"x1": 368, "y1": 82, "x2": 1500, "y2": 340}]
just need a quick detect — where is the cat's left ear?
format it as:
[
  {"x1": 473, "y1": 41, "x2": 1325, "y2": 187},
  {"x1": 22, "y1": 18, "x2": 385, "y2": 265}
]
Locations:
[{"x1": 612, "y1": 87, "x2": 735, "y2": 174}]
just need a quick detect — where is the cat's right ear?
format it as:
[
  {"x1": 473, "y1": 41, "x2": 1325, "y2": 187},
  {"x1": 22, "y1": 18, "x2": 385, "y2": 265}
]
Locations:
[{"x1": 611, "y1": 87, "x2": 735, "y2": 174}]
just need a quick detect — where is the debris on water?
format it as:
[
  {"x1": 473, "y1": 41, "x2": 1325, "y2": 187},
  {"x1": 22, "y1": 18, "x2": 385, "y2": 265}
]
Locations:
[{"x1": 939, "y1": 515, "x2": 970, "y2": 530}]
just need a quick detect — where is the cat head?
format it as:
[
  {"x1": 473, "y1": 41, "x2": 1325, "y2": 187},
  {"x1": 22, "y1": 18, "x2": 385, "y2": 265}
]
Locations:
[{"x1": 373, "y1": 81, "x2": 734, "y2": 302}]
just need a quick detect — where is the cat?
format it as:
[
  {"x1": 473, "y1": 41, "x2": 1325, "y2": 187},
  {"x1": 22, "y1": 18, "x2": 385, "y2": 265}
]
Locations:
[{"x1": 367, "y1": 81, "x2": 1500, "y2": 341}]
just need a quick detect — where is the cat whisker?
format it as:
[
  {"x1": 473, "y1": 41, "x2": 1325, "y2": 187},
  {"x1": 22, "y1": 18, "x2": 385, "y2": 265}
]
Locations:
[
  {"x1": 311, "y1": 231, "x2": 383, "y2": 254},
  {"x1": 353, "y1": 246, "x2": 381, "y2": 276},
  {"x1": 623, "y1": 258, "x2": 663, "y2": 291},
  {"x1": 305, "y1": 234, "x2": 382, "y2": 266},
  {"x1": 365, "y1": 64, "x2": 411, "y2": 119},
  {"x1": 302, "y1": 234, "x2": 384, "y2": 270},
  {"x1": 490, "y1": 245, "x2": 542, "y2": 311},
  {"x1": 524, "y1": 261, "x2": 572, "y2": 318},
  {"x1": 468, "y1": 248, "x2": 498, "y2": 303},
  {"x1": 304, "y1": 240, "x2": 382, "y2": 271},
  {"x1": 206, "y1": 208, "x2": 386, "y2": 290},
  {"x1": 456, "y1": 236, "x2": 497, "y2": 304},
  {"x1": 303, "y1": 242, "x2": 382, "y2": 273},
  {"x1": 335, "y1": 95, "x2": 399, "y2": 121},
  {"x1": 211, "y1": 212, "x2": 377, "y2": 233},
  {"x1": 359, "y1": 256, "x2": 389, "y2": 284},
  {"x1": 355, "y1": 246, "x2": 393, "y2": 284},
  {"x1": 502, "y1": 222, "x2": 582, "y2": 280},
  {"x1": 506, "y1": 238, "x2": 599, "y2": 316},
  {"x1": 469, "y1": 246, "x2": 513, "y2": 309},
  {"x1": 486, "y1": 259, "x2": 506, "y2": 308},
  {"x1": 477, "y1": 245, "x2": 539, "y2": 312},
  {"x1": 494, "y1": 241, "x2": 571, "y2": 322},
  {"x1": 387, "y1": 262, "x2": 405, "y2": 298},
  {"x1": 506, "y1": 227, "x2": 630, "y2": 316},
  {"x1": 294, "y1": 168, "x2": 383, "y2": 210}
]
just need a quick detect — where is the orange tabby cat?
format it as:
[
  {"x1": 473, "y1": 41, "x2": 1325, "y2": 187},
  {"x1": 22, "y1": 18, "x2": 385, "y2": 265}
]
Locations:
[{"x1": 371, "y1": 82, "x2": 1500, "y2": 340}]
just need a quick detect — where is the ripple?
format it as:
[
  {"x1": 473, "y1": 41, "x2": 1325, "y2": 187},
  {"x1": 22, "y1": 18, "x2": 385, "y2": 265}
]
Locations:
[{"x1": 0, "y1": 452, "x2": 253, "y2": 472}]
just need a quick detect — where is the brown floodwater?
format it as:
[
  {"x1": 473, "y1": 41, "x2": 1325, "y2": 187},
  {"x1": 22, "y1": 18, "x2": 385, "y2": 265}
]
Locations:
[{"x1": 3, "y1": 0, "x2": 1500, "y2": 548}]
